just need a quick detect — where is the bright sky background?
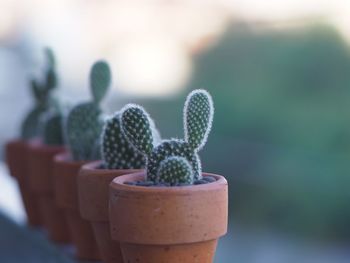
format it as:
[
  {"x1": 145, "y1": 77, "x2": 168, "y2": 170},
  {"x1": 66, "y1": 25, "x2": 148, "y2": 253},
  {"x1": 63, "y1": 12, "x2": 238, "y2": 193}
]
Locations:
[{"x1": 0, "y1": 0, "x2": 350, "y2": 97}]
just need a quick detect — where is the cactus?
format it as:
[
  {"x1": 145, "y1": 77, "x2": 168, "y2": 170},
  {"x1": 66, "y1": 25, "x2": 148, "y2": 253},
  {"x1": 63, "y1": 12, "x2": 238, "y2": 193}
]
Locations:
[
  {"x1": 66, "y1": 61, "x2": 111, "y2": 161},
  {"x1": 41, "y1": 109, "x2": 64, "y2": 146},
  {"x1": 101, "y1": 112, "x2": 145, "y2": 169},
  {"x1": 21, "y1": 48, "x2": 58, "y2": 139},
  {"x1": 121, "y1": 89, "x2": 214, "y2": 185}
]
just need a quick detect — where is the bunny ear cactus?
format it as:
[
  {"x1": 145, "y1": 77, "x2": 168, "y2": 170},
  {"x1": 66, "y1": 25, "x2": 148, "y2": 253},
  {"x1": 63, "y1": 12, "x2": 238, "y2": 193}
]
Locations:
[
  {"x1": 101, "y1": 112, "x2": 145, "y2": 169},
  {"x1": 66, "y1": 61, "x2": 111, "y2": 161},
  {"x1": 21, "y1": 48, "x2": 58, "y2": 140},
  {"x1": 121, "y1": 89, "x2": 214, "y2": 186}
]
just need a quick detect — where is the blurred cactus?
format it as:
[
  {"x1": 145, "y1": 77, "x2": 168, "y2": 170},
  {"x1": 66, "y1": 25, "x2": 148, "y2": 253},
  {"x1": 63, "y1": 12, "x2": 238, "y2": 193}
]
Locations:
[
  {"x1": 121, "y1": 89, "x2": 214, "y2": 185},
  {"x1": 66, "y1": 61, "x2": 111, "y2": 161},
  {"x1": 21, "y1": 48, "x2": 58, "y2": 139},
  {"x1": 41, "y1": 109, "x2": 64, "y2": 146},
  {"x1": 101, "y1": 112, "x2": 145, "y2": 169}
]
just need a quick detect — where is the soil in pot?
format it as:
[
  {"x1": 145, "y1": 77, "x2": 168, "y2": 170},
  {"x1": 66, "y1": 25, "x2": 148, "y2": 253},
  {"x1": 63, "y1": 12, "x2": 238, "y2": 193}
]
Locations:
[
  {"x1": 27, "y1": 140, "x2": 70, "y2": 243},
  {"x1": 53, "y1": 153, "x2": 100, "y2": 260},
  {"x1": 109, "y1": 172, "x2": 228, "y2": 263},
  {"x1": 78, "y1": 161, "x2": 142, "y2": 263},
  {"x1": 5, "y1": 139, "x2": 42, "y2": 227}
]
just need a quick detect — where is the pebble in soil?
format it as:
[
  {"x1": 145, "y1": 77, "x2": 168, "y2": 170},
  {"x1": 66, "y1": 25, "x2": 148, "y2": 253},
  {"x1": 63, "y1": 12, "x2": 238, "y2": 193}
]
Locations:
[{"x1": 124, "y1": 176, "x2": 217, "y2": 187}]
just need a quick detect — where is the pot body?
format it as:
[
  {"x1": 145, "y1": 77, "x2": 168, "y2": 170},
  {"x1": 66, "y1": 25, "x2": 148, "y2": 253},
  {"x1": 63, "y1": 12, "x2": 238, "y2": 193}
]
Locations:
[
  {"x1": 78, "y1": 161, "x2": 141, "y2": 263},
  {"x1": 53, "y1": 153, "x2": 100, "y2": 260},
  {"x1": 109, "y1": 172, "x2": 228, "y2": 263},
  {"x1": 27, "y1": 141, "x2": 70, "y2": 243},
  {"x1": 5, "y1": 139, "x2": 42, "y2": 226}
]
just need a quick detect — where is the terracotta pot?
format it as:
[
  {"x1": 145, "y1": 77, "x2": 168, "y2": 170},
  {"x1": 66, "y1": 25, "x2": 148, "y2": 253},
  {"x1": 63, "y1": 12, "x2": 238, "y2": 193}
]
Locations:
[
  {"x1": 27, "y1": 141, "x2": 70, "y2": 243},
  {"x1": 109, "y1": 172, "x2": 228, "y2": 263},
  {"x1": 53, "y1": 153, "x2": 100, "y2": 260},
  {"x1": 78, "y1": 161, "x2": 142, "y2": 263},
  {"x1": 4, "y1": 139, "x2": 42, "y2": 226}
]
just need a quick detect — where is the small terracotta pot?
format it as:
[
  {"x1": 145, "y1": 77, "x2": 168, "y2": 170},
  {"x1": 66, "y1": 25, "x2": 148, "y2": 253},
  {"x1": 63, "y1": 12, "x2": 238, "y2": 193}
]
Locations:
[
  {"x1": 78, "y1": 161, "x2": 142, "y2": 263},
  {"x1": 4, "y1": 139, "x2": 42, "y2": 226},
  {"x1": 53, "y1": 153, "x2": 100, "y2": 260},
  {"x1": 109, "y1": 172, "x2": 228, "y2": 263},
  {"x1": 27, "y1": 141, "x2": 70, "y2": 243}
]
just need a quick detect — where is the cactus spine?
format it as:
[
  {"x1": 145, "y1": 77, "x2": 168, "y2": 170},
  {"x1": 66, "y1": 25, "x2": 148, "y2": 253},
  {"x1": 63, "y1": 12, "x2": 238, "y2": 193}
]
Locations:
[
  {"x1": 101, "y1": 112, "x2": 145, "y2": 169},
  {"x1": 21, "y1": 48, "x2": 58, "y2": 139},
  {"x1": 66, "y1": 61, "x2": 111, "y2": 161},
  {"x1": 121, "y1": 89, "x2": 214, "y2": 186}
]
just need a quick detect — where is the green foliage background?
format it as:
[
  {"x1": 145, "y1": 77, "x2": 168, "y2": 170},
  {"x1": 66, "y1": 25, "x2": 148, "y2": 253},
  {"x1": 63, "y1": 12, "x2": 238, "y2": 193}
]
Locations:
[{"x1": 120, "y1": 23, "x2": 350, "y2": 242}]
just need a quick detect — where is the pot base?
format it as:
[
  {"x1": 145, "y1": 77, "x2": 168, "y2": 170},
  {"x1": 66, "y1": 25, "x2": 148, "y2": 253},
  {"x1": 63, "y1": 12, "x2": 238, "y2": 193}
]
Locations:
[
  {"x1": 120, "y1": 239, "x2": 218, "y2": 263},
  {"x1": 91, "y1": 221, "x2": 123, "y2": 263},
  {"x1": 5, "y1": 140, "x2": 43, "y2": 227},
  {"x1": 18, "y1": 181, "x2": 42, "y2": 227},
  {"x1": 38, "y1": 196, "x2": 70, "y2": 243},
  {"x1": 65, "y1": 210, "x2": 100, "y2": 260}
]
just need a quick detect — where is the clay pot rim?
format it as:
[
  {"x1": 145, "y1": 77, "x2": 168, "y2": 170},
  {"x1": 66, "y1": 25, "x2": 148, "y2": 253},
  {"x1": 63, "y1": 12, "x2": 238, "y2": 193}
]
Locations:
[
  {"x1": 80, "y1": 160, "x2": 143, "y2": 176},
  {"x1": 6, "y1": 138, "x2": 27, "y2": 145},
  {"x1": 28, "y1": 139, "x2": 65, "y2": 153},
  {"x1": 54, "y1": 152, "x2": 87, "y2": 166},
  {"x1": 109, "y1": 172, "x2": 228, "y2": 244},
  {"x1": 110, "y1": 172, "x2": 227, "y2": 194},
  {"x1": 78, "y1": 161, "x2": 143, "y2": 221}
]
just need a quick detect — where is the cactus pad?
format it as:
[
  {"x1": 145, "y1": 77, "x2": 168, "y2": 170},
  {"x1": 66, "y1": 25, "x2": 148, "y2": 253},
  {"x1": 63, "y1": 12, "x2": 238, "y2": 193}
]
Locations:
[
  {"x1": 121, "y1": 105, "x2": 155, "y2": 155},
  {"x1": 66, "y1": 102, "x2": 103, "y2": 160},
  {"x1": 101, "y1": 112, "x2": 145, "y2": 169},
  {"x1": 157, "y1": 156, "x2": 194, "y2": 185},
  {"x1": 184, "y1": 89, "x2": 214, "y2": 151},
  {"x1": 66, "y1": 61, "x2": 111, "y2": 161},
  {"x1": 90, "y1": 61, "x2": 111, "y2": 104},
  {"x1": 42, "y1": 111, "x2": 64, "y2": 145},
  {"x1": 148, "y1": 139, "x2": 201, "y2": 182}
]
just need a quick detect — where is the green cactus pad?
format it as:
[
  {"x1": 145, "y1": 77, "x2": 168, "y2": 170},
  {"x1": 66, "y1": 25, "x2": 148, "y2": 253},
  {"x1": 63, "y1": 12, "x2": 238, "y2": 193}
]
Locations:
[
  {"x1": 101, "y1": 113, "x2": 145, "y2": 169},
  {"x1": 66, "y1": 102, "x2": 103, "y2": 160},
  {"x1": 44, "y1": 48, "x2": 57, "y2": 91},
  {"x1": 90, "y1": 61, "x2": 111, "y2": 104},
  {"x1": 21, "y1": 107, "x2": 47, "y2": 139},
  {"x1": 121, "y1": 105, "x2": 155, "y2": 155},
  {"x1": 42, "y1": 111, "x2": 64, "y2": 145},
  {"x1": 157, "y1": 156, "x2": 194, "y2": 185},
  {"x1": 45, "y1": 47, "x2": 55, "y2": 68},
  {"x1": 148, "y1": 140, "x2": 201, "y2": 182},
  {"x1": 184, "y1": 89, "x2": 214, "y2": 151}
]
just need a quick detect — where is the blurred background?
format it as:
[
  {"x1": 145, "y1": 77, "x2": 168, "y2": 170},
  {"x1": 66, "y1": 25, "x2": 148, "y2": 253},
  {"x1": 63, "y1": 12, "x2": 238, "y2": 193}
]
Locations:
[{"x1": 1, "y1": 0, "x2": 350, "y2": 262}]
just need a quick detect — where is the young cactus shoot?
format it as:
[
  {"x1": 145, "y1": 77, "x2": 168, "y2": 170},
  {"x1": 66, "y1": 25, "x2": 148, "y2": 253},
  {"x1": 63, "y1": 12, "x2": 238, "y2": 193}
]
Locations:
[
  {"x1": 121, "y1": 89, "x2": 214, "y2": 186},
  {"x1": 66, "y1": 61, "x2": 111, "y2": 161}
]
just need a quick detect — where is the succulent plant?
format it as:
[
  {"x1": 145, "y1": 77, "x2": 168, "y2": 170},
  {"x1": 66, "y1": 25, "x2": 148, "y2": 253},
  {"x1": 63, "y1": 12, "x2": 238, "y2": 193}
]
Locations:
[
  {"x1": 66, "y1": 61, "x2": 111, "y2": 161},
  {"x1": 121, "y1": 89, "x2": 214, "y2": 186},
  {"x1": 21, "y1": 48, "x2": 58, "y2": 139},
  {"x1": 101, "y1": 112, "x2": 145, "y2": 169}
]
